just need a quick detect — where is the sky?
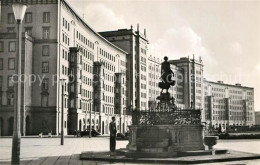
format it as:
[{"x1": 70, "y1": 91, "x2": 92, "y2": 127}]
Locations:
[{"x1": 67, "y1": 0, "x2": 260, "y2": 111}]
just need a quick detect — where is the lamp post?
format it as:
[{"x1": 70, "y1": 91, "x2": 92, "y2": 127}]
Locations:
[
  {"x1": 60, "y1": 78, "x2": 66, "y2": 145},
  {"x1": 89, "y1": 100, "x2": 92, "y2": 138},
  {"x1": 11, "y1": 2, "x2": 27, "y2": 165}
]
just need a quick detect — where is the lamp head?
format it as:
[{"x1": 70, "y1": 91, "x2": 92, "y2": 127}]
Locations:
[{"x1": 12, "y1": 3, "x2": 27, "y2": 23}]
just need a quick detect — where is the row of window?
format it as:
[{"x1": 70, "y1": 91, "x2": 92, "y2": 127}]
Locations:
[
  {"x1": 141, "y1": 92, "x2": 147, "y2": 98},
  {"x1": 141, "y1": 83, "x2": 146, "y2": 89},
  {"x1": 140, "y1": 74, "x2": 146, "y2": 81},
  {"x1": 82, "y1": 102, "x2": 92, "y2": 111},
  {"x1": 0, "y1": 58, "x2": 15, "y2": 70},
  {"x1": 81, "y1": 89, "x2": 92, "y2": 99},
  {"x1": 149, "y1": 81, "x2": 158, "y2": 87},
  {"x1": 100, "y1": 48, "x2": 115, "y2": 62},
  {"x1": 7, "y1": 27, "x2": 50, "y2": 39},
  {"x1": 76, "y1": 31, "x2": 94, "y2": 50},
  {"x1": 62, "y1": 32, "x2": 70, "y2": 46},
  {"x1": 104, "y1": 73, "x2": 114, "y2": 82},
  {"x1": 103, "y1": 94, "x2": 114, "y2": 104},
  {"x1": 0, "y1": 41, "x2": 16, "y2": 52},
  {"x1": 83, "y1": 62, "x2": 93, "y2": 73},
  {"x1": 82, "y1": 76, "x2": 92, "y2": 86},
  {"x1": 140, "y1": 65, "x2": 146, "y2": 72},
  {"x1": 230, "y1": 89, "x2": 242, "y2": 94},
  {"x1": 82, "y1": 48, "x2": 94, "y2": 61},
  {"x1": 149, "y1": 73, "x2": 159, "y2": 79},
  {"x1": 140, "y1": 48, "x2": 147, "y2": 55},
  {"x1": 148, "y1": 89, "x2": 160, "y2": 95},
  {"x1": 104, "y1": 84, "x2": 114, "y2": 93},
  {"x1": 7, "y1": 12, "x2": 50, "y2": 24},
  {"x1": 61, "y1": 65, "x2": 69, "y2": 75},
  {"x1": 100, "y1": 59, "x2": 116, "y2": 72},
  {"x1": 62, "y1": 17, "x2": 70, "y2": 31}
]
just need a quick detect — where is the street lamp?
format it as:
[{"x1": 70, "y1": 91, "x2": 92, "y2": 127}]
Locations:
[
  {"x1": 11, "y1": 2, "x2": 27, "y2": 165},
  {"x1": 60, "y1": 78, "x2": 66, "y2": 145},
  {"x1": 89, "y1": 98, "x2": 93, "y2": 138}
]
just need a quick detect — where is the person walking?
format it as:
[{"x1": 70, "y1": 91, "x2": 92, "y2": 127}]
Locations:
[{"x1": 109, "y1": 116, "x2": 117, "y2": 155}]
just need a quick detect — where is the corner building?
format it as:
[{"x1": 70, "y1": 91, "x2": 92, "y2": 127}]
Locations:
[{"x1": 0, "y1": 0, "x2": 132, "y2": 136}]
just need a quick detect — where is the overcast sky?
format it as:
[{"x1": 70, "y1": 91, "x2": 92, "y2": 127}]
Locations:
[{"x1": 67, "y1": 0, "x2": 260, "y2": 111}]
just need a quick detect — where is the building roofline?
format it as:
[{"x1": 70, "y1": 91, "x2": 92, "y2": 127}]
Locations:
[
  {"x1": 99, "y1": 29, "x2": 149, "y2": 42},
  {"x1": 204, "y1": 80, "x2": 254, "y2": 89},
  {"x1": 168, "y1": 58, "x2": 203, "y2": 66},
  {"x1": 61, "y1": 0, "x2": 128, "y2": 55}
]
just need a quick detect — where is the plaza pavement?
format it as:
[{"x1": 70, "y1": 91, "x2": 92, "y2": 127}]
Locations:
[{"x1": 1, "y1": 137, "x2": 260, "y2": 165}]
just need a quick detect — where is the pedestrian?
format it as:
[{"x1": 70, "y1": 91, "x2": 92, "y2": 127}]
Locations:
[
  {"x1": 109, "y1": 116, "x2": 117, "y2": 156},
  {"x1": 74, "y1": 130, "x2": 77, "y2": 138}
]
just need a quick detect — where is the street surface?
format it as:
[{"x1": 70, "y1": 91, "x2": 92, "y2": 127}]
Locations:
[{"x1": 0, "y1": 137, "x2": 260, "y2": 164}]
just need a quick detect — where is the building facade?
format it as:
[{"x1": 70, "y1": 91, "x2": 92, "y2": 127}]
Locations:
[
  {"x1": 99, "y1": 26, "x2": 149, "y2": 111},
  {"x1": 204, "y1": 81, "x2": 255, "y2": 129},
  {"x1": 0, "y1": 0, "x2": 132, "y2": 136}
]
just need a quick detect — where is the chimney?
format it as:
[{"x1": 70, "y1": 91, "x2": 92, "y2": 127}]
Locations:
[
  {"x1": 144, "y1": 28, "x2": 146, "y2": 37},
  {"x1": 137, "y1": 24, "x2": 139, "y2": 31}
]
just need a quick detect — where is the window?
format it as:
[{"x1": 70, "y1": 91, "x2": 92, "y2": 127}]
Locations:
[
  {"x1": 8, "y1": 13, "x2": 15, "y2": 24},
  {"x1": 7, "y1": 92, "x2": 14, "y2": 105},
  {"x1": 41, "y1": 95, "x2": 48, "y2": 106},
  {"x1": 42, "y1": 62, "x2": 49, "y2": 73},
  {"x1": 7, "y1": 27, "x2": 15, "y2": 32},
  {"x1": 0, "y1": 58, "x2": 3, "y2": 70},
  {"x1": 42, "y1": 45, "x2": 49, "y2": 56},
  {"x1": 8, "y1": 58, "x2": 15, "y2": 70},
  {"x1": 42, "y1": 78, "x2": 49, "y2": 90},
  {"x1": 25, "y1": 12, "x2": 32, "y2": 23},
  {"x1": 0, "y1": 42, "x2": 3, "y2": 52},
  {"x1": 42, "y1": 27, "x2": 50, "y2": 39},
  {"x1": 25, "y1": 27, "x2": 32, "y2": 36},
  {"x1": 43, "y1": 12, "x2": 50, "y2": 23},
  {"x1": 8, "y1": 76, "x2": 14, "y2": 87},
  {"x1": 9, "y1": 41, "x2": 16, "y2": 52}
]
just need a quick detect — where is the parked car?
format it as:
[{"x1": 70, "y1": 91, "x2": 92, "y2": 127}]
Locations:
[
  {"x1": 80, "y1": 129, "x2": 101, "y2": 137},
  {"x1": 116, "y1": 132, "x2": 129, "y2": 140}
]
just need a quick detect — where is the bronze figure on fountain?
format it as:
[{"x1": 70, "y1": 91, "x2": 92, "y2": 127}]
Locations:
[
  {"x1": 157, "y1": 56, "x2": 176, "y2": 108},
  {"x1": 160, "y1": 56, "x2": 175, "y2": 93}
]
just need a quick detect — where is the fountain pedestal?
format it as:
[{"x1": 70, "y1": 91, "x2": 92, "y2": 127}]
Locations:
[{"x1": 126, "y1": 125, "x2": 205, "y2": 157}]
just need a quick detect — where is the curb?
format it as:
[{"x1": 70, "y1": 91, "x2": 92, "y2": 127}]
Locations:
[{"x1": 80, "y1": 150, "x2": 260, "y2": 164}]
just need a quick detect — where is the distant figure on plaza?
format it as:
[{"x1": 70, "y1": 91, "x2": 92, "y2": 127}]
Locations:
[
  {"x1": 109, "y1": 117, "x2": 117, "y2": 155},
  {"x1": 159, "y1": 56, "x2": 175, "y2": 93}
]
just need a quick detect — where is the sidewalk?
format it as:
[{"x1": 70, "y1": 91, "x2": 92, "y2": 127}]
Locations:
[{"x1": 1, "y1": 137, "x2": 260, "y2": 165}]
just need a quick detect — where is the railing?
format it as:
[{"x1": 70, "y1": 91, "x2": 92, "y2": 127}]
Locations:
[{"x1": 132, "y1": 108, "x2": 201, "y2": 126}]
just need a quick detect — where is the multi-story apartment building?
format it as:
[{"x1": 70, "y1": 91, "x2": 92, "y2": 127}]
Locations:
[
  {"x1": 204, "y1": 80, "x2": 255, "y2": 129},
  {"x1": 0, "y1": 0, "x2": 132, "y2": 136},
  {"x1": 99, "y1": 26, "x2": 149, "y2": 111},
  {"x1": 169, "y1": 56, "x2": 204, "y2": 110}
]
